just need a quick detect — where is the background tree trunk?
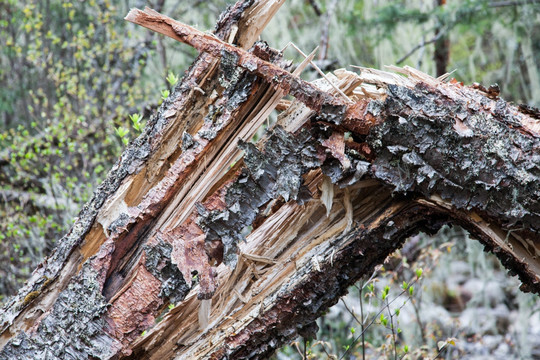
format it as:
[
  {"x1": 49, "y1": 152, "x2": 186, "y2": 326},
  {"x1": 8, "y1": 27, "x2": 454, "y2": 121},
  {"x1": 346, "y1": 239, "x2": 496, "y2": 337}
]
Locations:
[
  {"x1": 1, "y1": 2, "x2": 539, "y2": 359},
  {"x1": 433, "y1": 0, "x2": 449, "y2": 77}
]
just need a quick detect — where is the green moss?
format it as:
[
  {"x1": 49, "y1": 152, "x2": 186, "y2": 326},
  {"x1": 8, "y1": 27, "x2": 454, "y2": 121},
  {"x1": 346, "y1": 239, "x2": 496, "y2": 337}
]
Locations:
[
  {"x1": 41, "y1": 276, "x2": 53, "y2": 290},
  {"x1": 22, "y1": 291, "x2": 40, "y2": 306}
]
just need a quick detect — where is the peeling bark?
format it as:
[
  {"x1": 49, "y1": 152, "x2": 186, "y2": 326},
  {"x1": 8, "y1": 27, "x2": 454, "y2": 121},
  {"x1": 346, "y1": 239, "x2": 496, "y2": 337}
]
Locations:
[
  {"x1": 1, "y1": 3, "x2": 539, "y2": 360},
  {"x1": 0, "y1": 1, "x2": 288, "y2": 358}
]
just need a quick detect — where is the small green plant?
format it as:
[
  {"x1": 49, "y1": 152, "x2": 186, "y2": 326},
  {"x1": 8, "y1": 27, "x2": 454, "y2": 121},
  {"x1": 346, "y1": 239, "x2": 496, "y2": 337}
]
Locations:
[
  {"x1": 166, "y1": 71, "x2": 179, "y2": 87},
  {"x1": 115, "y1": 126, "x2": 130, "y2": 145},
  {"x1": 161, "y1": 89, "x2": 170, "y2": 101},
  {"x1": 129, "y1": 113, "x2": 145, "y2": 133}
]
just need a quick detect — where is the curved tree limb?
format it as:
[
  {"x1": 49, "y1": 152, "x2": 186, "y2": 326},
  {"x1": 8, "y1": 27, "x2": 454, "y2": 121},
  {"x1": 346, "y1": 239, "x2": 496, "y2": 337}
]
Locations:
[{"x1": 1, "y1": 3, "x2": 539, "y2": 360}]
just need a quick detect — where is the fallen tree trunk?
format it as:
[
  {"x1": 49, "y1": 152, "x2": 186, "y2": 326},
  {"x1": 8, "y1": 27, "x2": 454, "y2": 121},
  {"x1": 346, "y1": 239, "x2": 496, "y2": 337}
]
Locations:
[{"x1": 1, "y1": 2, "x2": 539, "y2": 359}]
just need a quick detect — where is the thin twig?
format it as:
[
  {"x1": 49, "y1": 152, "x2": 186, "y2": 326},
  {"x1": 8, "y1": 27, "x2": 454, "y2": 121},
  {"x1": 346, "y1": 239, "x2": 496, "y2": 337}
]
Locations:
[
  {"x1": 340, "y1": 298, "x2": 362, "y2": 325},
  {"x1": 315, "y1": 341, "x2": 337, "y2": 359},
  {"x1": 432, "y1": 343, "x2": 450, "y2": 360},
  {"x1": 293, "y1": 341, "x2": 303, "y2": 358},
  {"x1": 307, "y1": 0, "x2": 322, "y2": 16},
  {"x1": 283, "y1": 42, "x2": 352, "y2": 103},
  {"x1": 386, "y1": 299, "x2": 398, "y2": 360},
  {"x1": 340, "y1": 277, "x2": 420, "y2": 360},
  {"x1": 359, "y1": 285, "x2": 366, "y2": 360},
  {"x1": 396, "y1": 30, "x2": 445, "y2": 65},
  {"x1": 410, "y1": 296, "x2": 426, "y2": 342}
]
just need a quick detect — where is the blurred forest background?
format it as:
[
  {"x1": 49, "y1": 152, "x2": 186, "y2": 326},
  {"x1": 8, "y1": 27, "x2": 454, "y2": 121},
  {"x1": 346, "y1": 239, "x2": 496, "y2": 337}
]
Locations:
[{"x1": 1, "y1": 0, "x2": 540, "y2": 358}]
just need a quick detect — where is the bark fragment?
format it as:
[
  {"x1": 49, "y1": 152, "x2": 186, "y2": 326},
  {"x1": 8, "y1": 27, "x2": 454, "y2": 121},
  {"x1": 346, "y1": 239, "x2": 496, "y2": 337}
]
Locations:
[
  {"x1": 144, "y1": 240, "x2": 190, "y2": 304},
  {"x1": 1, "y1": 244, "x2": 121, "y2": 359}
]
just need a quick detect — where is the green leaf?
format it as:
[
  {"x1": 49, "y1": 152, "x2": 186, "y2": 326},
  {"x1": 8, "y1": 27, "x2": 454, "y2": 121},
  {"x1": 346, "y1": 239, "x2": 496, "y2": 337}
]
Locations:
[
  {"x1": 129, "y1": 113, "x2": 144, "y2": 132},
  {"x1": 161, "y1": 89, "x2": 170, "y2": 100},
  {"x1": 115, "y1": 126, "x2": 128, "y2": 138},
  {"x1": 382, "y1": 285, "x2": 389, "y2": 300},
  {"x1": 129, "y1": 113, "x2": 141, "y2": 123},
  {"x1": 166, "y1": 71, "x2": 179, "y2": 87}
]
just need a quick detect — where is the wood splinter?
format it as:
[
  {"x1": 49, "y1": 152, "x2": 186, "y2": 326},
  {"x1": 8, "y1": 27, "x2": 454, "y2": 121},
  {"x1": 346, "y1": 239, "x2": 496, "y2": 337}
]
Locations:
[{"x1": 125, "y1": 7, "x2": 369, "y2": 128}]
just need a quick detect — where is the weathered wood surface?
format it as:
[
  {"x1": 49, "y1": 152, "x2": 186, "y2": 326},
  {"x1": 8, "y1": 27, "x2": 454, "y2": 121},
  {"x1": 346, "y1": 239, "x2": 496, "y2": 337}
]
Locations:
[
  {"x1": 0, "y1": 1, "x2": 288, "y2": 358},
  {"x1": 1, "y1": 2, "x2": 539, "y2": 359}
]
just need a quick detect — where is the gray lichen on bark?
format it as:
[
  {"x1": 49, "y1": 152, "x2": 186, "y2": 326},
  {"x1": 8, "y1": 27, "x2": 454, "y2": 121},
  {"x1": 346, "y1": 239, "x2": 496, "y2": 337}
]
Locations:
[
  {"x1": 0, "y1": 261, "x2": 119, "y2": 359},
  {"x1": 368, "y1": 83, "x2": 540, "y2": 232},
  {"x1": 197, "y1": 126, "x2": 320, "y2": 266}
]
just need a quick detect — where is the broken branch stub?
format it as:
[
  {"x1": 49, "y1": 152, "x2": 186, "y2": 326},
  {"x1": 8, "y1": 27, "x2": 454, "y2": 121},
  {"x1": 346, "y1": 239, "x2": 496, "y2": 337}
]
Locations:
[{"x1": 124, "y1": 8, "x2": 375, "y2": 133}]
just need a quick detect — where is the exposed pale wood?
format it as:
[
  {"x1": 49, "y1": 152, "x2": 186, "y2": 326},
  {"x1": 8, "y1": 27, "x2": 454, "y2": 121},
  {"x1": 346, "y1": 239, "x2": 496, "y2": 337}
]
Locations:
[
  {"x1": 157, "y1": 45, "x2": 317, "y2": 232},
  {"x1": 0, "y1": 1, "x2": 287, "y2": 356},
  {"x1": 130, "y1": 178, "x2": 387, "y2": 359},
  {"x1": 125, "y1": 8, "x2": 357, "y2": 116}
]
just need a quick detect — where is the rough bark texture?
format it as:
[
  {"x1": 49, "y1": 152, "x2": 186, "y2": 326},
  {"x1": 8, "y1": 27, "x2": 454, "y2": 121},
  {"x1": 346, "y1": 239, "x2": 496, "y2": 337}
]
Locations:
[{"x1": 1, "y1": 3, "x2": 539, "y2": 360}]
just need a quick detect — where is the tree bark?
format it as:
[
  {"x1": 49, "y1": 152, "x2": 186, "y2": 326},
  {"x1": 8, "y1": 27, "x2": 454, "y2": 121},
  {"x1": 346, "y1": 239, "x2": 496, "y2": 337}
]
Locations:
[{"x1": 1, "y1": 3, "x2": 539, "y2": 359}]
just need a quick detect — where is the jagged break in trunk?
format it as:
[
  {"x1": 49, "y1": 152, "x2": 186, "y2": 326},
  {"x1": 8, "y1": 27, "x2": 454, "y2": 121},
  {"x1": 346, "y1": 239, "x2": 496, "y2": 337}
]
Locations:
[{"x1": 0, "y1": 2, "x2": 539, "y2": 359}]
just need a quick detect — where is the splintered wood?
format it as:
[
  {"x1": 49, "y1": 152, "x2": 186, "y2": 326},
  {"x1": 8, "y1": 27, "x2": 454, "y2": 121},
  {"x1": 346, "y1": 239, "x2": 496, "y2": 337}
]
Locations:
[
  {"x1": 125, "y1": 8, "x2": 373, "y2": 131},
  {"x1": 1, "y1": 2, "x2": 539, "y2": 360}
]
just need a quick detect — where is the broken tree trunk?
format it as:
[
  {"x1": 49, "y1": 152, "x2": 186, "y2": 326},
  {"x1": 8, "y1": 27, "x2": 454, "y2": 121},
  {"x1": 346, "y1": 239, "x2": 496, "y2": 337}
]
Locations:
[{"x1": 1, "y1": 2, "x2": 539, "y2": 359}]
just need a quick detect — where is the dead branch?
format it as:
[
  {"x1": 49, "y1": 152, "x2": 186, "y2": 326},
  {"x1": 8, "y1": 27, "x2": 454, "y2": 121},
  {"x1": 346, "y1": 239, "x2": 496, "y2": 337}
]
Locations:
[
  {"x1": 125, "y1": 8, "x2": 354, "y2": 115},
  {"x1": 396, "y1": 30, "x2": 445, "y2": 65},
  {"x1": 307, "y1": 0, "x2": 322, "y2": 16}
]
